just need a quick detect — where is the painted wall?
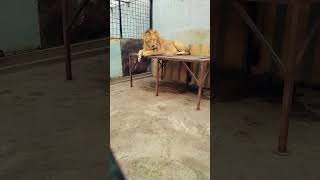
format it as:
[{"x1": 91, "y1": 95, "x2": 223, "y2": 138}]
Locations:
[
  {"x1": 152, "y1": 0, "x2": 211, "y2": 88},
  {"x1": 0, "y1": 0, "x2": 41, "y2": 54},
  {"x1": 110, "y1": 38, "x2": 149, "y2": 79},
  {"x1": 153, "y1": 0, "x2": 210, "y2": 45},
  {"x1": 110, "y1": 39, "x2": 123, "y2": 78}
]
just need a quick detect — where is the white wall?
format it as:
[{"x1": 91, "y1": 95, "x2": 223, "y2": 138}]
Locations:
[{"x1": 153, "y1": 0, "x2": 210, "y2": 45}]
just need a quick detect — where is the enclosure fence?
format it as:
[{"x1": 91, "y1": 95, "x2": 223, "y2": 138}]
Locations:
[{"x1": 110, "y1": 0, "x2": 152, "y2": 39}]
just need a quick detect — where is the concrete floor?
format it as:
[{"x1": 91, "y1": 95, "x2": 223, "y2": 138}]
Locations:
[
  {"x1": 213, "y1": 84, "x2": 320, "y2": 180},
  {"x1": 0, "y1": 55, "x2": 108, "y2": 180},
  {"x1": 110, "y1": 77, "x2": 210, "y2": 179}
]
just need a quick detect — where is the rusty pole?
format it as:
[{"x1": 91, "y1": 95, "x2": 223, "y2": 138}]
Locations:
[
  {"x1": 62, "y1": 0, "x2": 72, "y2": 80},
  {"x1": 155, "y1": 58, "x2": 159, "y2": 96},
  {"x1": 277, "y1": 1, "x2": 302, "y2": 154},
  {"x1": 197, "y1": 62, "x2": 205, "y2": 110}
]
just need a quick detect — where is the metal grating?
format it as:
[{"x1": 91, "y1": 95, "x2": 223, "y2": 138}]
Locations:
[{"x1": 110, "y1": 0, "x2": 151, "y2": 39}]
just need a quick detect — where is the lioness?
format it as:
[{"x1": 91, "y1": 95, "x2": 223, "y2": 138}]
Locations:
[{"x1": 138, "y1": 29, "x2": 190, "y2": 62}]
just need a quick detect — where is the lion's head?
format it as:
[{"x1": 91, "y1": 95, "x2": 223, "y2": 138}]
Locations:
[{"x1": 143, "y1": 29, "x2": 163, "y2": 51}]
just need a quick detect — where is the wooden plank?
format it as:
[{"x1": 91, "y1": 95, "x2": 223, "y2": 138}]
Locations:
[
  {"x1": 173, "y1": 62, "x2": 179, "y2": 81},
  {"x1": 233, "y1": 1, "x2": 286, "y2": 73},
  {"x1": 295, "y1": 3, "x2": 312, "y2": 82},
  {"x1": 257, "y1": 2, "x2": 277, "y2": 73},
  {"x1": 224, "y1": 2, "x2": 247, "y2": 70}
]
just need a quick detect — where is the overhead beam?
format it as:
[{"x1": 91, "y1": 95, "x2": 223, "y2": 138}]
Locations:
[
  {"x1": 67, "y1": 0, "x2": 91, "y2": 31},
  {"x1": 233, "y1": 1, "x2": 286, "y2": 74}
]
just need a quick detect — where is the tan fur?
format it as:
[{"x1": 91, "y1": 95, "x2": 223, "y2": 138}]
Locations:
[{"x1": 138, "y1": 29, "x2": 190, "y2": 62}]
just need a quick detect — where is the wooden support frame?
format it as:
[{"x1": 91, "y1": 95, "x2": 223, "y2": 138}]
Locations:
[
  {"x1": 67, "y1": 0, "x2": 91, "y2": 31},
  {"x1": 277, "y1": 2, "x2": 302, "y2": 154},
  {"x1": 232, "y1": 0, "x2": 314, "y2": 154},
  {"x1": 296, "y1": 21, "x2": 320, "y2": 66},
  {"x1": 233, "y1": 1, "x2": 286, "y2": 74}
]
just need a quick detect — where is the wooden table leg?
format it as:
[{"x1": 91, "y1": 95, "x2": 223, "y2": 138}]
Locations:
[
  {"x1": 197, "y1": 62, "x2": 205, "y2": 110},
  {"x1": 155, "y1": 58, "x2": 159, "y2": 96},
  {"x1": 129, "y1": 55, "x2": 133, "y2": 87}
]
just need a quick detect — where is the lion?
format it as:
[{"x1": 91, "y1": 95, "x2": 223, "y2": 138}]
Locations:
[{"x1": 137, "y1": 29, "x2": 190, "y2": 62}]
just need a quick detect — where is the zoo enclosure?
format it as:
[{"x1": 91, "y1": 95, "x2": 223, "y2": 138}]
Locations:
[{"x1": 110, "y1": 0, "x2": 152, "y2": 39}]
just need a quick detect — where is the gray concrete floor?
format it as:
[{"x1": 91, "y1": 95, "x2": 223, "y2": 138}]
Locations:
[
  {"x1": 213, "y1": 87, "x2": 320, "y2": 180},
  {"x1": 111, "y1": 77, "x2": 210, "y2": 179},
  {"x1": 0, "y1": 55, "x2": 107, "y2": 180}
]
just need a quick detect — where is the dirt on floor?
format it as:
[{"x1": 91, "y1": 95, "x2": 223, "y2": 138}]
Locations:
[
  {"x1": 110, "y1": 77, "x2": 210, "y2": 180},
  {"x1": 0, "y1": 55, "x2": 108, "y2": 180},
  {"x1": 212, "y1": 75, "x2": 320, "y2": 180}
]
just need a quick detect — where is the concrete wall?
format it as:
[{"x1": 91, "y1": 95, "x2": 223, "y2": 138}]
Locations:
[
  {"x1": 110, "y1": 38, "x2": 148, "y2": 79},
  {"x1": 153, "y1": 0, "x2": 210, "y2": 45},
  {"x1": 110, "y1": 39, "x2": 123, "y2": 78},
  {"x1": 152, "y1": 0, "x2": 211, "y2": 88},
  {"x1": 0, "y1": 0, "x2": 41, "y2": 54}
]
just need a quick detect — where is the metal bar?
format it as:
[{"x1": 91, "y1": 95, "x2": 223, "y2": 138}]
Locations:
[
  {"x1": 62, "y1": 0, "x2": 72, "y2": 80},
  {"x1": 150, "y1": 0, "x2": 153, "y2": 29},
  {"x1": 197, "y1": 62, "x2": 205, "y2": 110},
  {"x1": 118, "y1": 0, "x2": 123, "y2": 38},
  {"x1": 129, "y1": 54, "x2": 133, "y2": 87},
  {"x1": 277, "y1": 2, "x2": 301, "y2": 154},
  {"x1": 182, "y1": 62, "x2": 198, "y2": 82},
  {"x1": 203, "y1": 68, "x2": 210, "y2": 82},
  {"x1": 155, "y1": 58, "x2": 159, "y2": 96},
  {"x1": 233, "y1": 1, "x2": 286, "y2": 74},
  {"x1": 296, "y1": 20, "x2": 320, "y2": 66},
  {"x1": 67, "y1": 0, "x2": 91, "y2": 31}
]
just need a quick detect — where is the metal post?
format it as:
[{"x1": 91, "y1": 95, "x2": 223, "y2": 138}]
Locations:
[
  {"x1": 62, "y1": 0, "x2": 72, "y2": 80},
  {"x1": 150, "y1": 0, "x2": 153, "y2": 29},
  {"x1": 277, "y1": 2, "x2": 302, "y2": 154},
  {"x1": 197, "y1": 62, "x2": 205, "y2": 110},
  {"x1": 129, "y1": 54, "x2": 133, "y2": 87},
  {"x1": 118, "y1": 0, "x2": 123, "y2": 38},
  {"x1": 155, "y1": 59, "x2": 159, "y2": 96}
]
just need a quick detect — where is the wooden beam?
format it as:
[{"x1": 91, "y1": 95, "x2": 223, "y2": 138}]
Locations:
[
  {"x1": 296, "y1": 21, "x2": 320, "y2": 66},
  {"x1": 257, "y1": 2, "x2": 277, "y2": 73},
  {"x1": 277, "y1": 1, "x2": 303, "y2": 154},
  {"x1": 233, "y1": 1, "x2": 286, "y2": 73},
  {"x1": 212, "y1": 0, "x2": 232, "y2": 68}
]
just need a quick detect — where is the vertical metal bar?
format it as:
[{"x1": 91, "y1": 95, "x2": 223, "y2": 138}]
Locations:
[
  {"x1": 129, "y1": 54, "x2": 133, "y2": 87},
  {"x1": 62, "y1": 0, "x2": 72, "y2": 80},
  {"x1": 277, "y1": 2, "x2": 301, "y2": 154},
  {"x1": 185, "y1": 62, "x2": 191, "y2": 89},
  {"x1": 197, "y1": 62, "x2": 205, "y2": 110},
  {"x1": 155, "y1": 58, "x2": 159, "y2": 96},
  {"x1": 150, "y1": 0, "x2": 153, "y2": 29},
  {"x1": 118, "y1": 0, "x2": 123, "y2": 38}
]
